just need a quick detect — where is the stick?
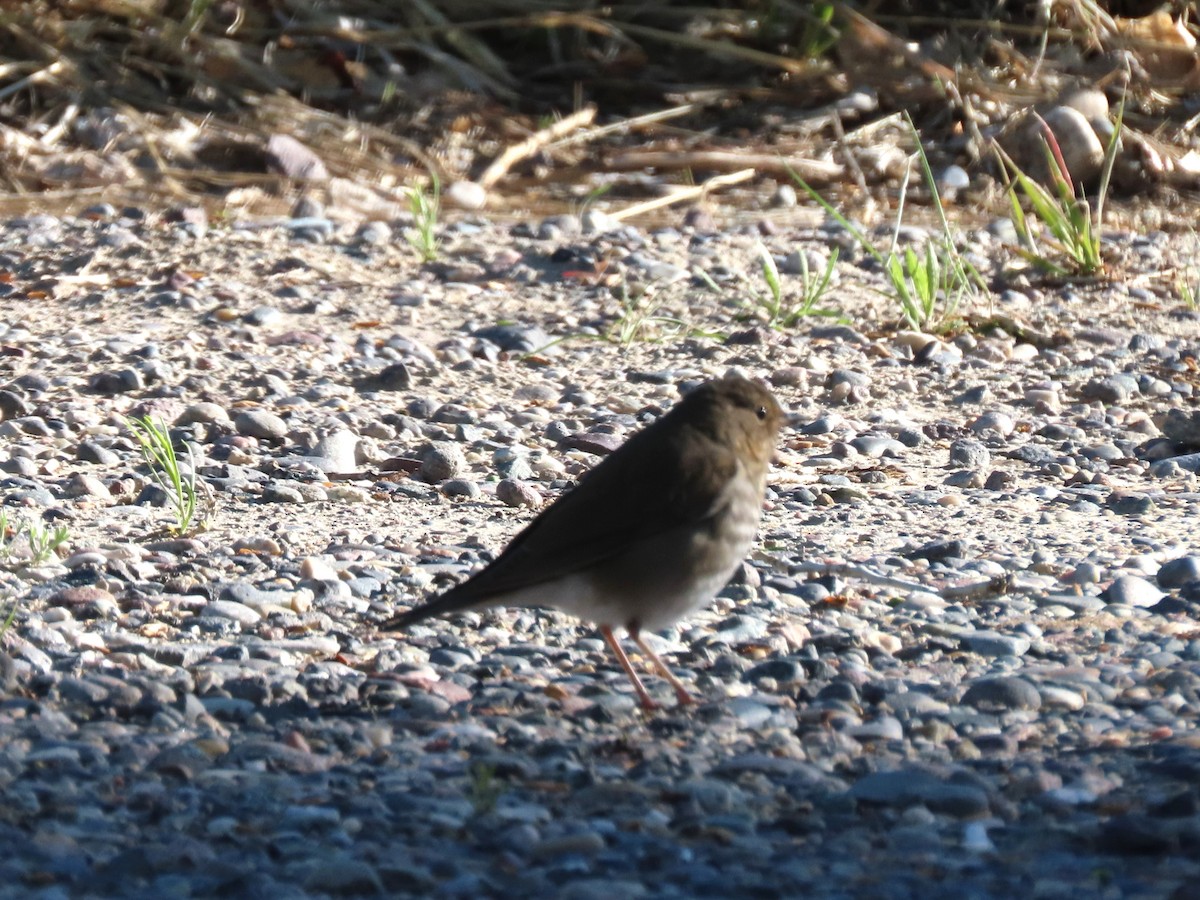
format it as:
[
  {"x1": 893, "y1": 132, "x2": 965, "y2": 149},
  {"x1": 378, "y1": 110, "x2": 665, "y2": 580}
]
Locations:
[
  {"x1": 478, "y1": 106, "x2": 597, "y2": 188},
  {"x1": 608, "y1": 168, "x2": 756, "y2": 222},
  {"x1": 787, "y1": 561, "x2": 930, "y2": 594},
  {"x1": 605, "y1": 150, "x2": 843, "y2": 182},
  {"x1": 40, "y1": 100, "x2": 80, "y2": 147},
  {"x1": 831, "y1": 109, "x2": 869, "y2": 195},
  {"x1": 547, "y1": 103, "x2": 698, "y2": 151},
  {"x1": 0, "y1": 60, "x2": 66, "y2": 103}
]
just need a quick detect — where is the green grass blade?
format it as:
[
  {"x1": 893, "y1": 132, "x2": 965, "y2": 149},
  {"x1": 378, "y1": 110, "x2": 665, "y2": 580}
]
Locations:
[
  {"x1": 1094, "y1": 86, "x2": 1126, "y2": 229},
  {"x1": 757, "y1": 243, "x2": 782, "y2": 310},
  {"x1": 787, "y1": 169, "x2": 882, "y2": 263}
]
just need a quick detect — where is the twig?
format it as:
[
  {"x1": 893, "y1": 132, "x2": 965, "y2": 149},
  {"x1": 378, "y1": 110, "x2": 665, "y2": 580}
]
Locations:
[
  {"x1": 478, "y1": 106, "x2": 597, "y2": 188},
  {"x1": 786, "y1": 561, "x2": 1020, "y2": 604},
  {"x1": 0, "y1": 59, "x2": 66, "y2": 103},
  {"x1": 606, "y1": 150, "x2": 843, "y2": 181},
  {"x1": 0, "y1": 122, "x2": 40, "y2": 156},
  {"x1": 617, "y1": 20, "x2": 812, "y2": 74},
  {"x1": 0, "y1": 186, "x2": 109, "y2": 206},
  {"x1": 841, "y1": 111, "x2": 905, "y2": 144},
  {"x1": 116, "y1": 102, "x2": 188, "y2": 197},
  {"x1": 787, "y1": 561, "x2": 931, "y2": 594},
  {"x1": 942, "y1": 80, "x2": 988, "y2": 163},
  {"x1": 830, "y1": 108, "x2": 868, "y2": 195},
  {"x1": 609, "y1": 168, "x2": 756, "y2": 222},
  {"x1": 40, "y1": 99, "x2": 80, "y2": 147},
  {"x1": 547, "y1": 103, "x2": 698, "y2": 151}
]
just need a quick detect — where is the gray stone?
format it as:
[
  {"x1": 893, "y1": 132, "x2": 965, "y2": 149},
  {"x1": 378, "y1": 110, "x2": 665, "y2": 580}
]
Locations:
[
  {"x1": 949, "y1": 439, "x2": 991, "y2": 469},
  {"x1": 744, "y1": 658, "x2": 806, "y2": 685},
  {"x1": 496, "y1": 478, "x2": 542, "y2": 508},
  {"x1": 970, "y1": 411, "x2": 1015, "y2": 437},
  {"x1": 309, "y1": 430, "x2": 358, "y2": 474},
  {"x1": 849, "y1": 769, "x2": 990, "y2": 817},
  {"x1": 961, "y1": 630, "x2": 1031, "y2": 658},
  {"x1": 175, "y1": 402, "x2": 232, "y2": 427},
  {"x1": 419, "y1": 441, "x2": 466, "y2": 483},
  {"x1": 851, "y1": 435, "x2": 905, "y2": 458},
  {"x1": 1163, "y1": 408, "x2": 1200, "y2": 448},
  {"x1": 1103, "y1": 574, "x2": 1165, "y2": 608},
  {"x1": 848, "y1": 716, "x2": 904, "y2": 742},
  {"x1": 303, "y1": 855, "x2": 384, "y2": 895},
  {"x1": 234, "y1": 409, "x2": 289, "y2": 440},
  {"x1": 441, "y1": 478, "x2": 480, "y2": 498},
  {"x1": 1158, "y1": 556, "x2": 1200, "y2": 589},
  {"x1": 1082, "y1": 375, "x2": 1137, "y2": 403},
  {"x1": 961, "y1": 676, "x2": 1041, "y2": 711},
  {"x1": 199, "y1": 600, "x2": 262, "y2": 625}
]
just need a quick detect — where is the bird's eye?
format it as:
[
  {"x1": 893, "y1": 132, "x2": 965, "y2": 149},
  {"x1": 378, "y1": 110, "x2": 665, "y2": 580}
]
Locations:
[{"x1": 756, "y1": 405, "x2": 768, "y2": 420}]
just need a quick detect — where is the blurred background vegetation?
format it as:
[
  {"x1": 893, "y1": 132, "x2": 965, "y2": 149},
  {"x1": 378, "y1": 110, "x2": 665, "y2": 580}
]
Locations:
[{"x1": 0, "y1": 1, "x2": 1196, "y2": 214}]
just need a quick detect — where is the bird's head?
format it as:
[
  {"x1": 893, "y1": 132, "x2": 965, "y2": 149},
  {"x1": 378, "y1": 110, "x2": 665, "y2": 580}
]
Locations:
[{"x1": 686, "y1": 375, "x2": 783, "y2": 466}]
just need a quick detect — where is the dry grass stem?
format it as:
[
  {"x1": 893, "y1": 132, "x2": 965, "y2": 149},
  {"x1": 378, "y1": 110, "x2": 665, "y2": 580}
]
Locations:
[
  {"x1": 609, "y1": 168, "x2": 756, "y2": 222},
  {"x1": 606, "y1": 151, "x2": 842, "y2": 182},
  {"x1": 479, "y1": 106, "x2": 597, "y2": 188}
]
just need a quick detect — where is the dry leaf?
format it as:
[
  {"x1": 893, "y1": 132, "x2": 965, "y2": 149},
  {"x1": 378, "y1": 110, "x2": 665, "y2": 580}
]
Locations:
[{"x1": 1116, "y1": 10, "x2": 1198, "y2": 80}]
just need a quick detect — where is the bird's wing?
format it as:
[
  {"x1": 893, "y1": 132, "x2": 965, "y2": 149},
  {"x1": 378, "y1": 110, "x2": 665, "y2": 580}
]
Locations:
[{"x1": 401, "y1": 421, "x2": 737, "y2": 621}]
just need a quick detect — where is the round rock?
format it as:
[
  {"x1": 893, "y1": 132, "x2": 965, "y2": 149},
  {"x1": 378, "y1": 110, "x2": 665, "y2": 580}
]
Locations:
[
  {"x1": 1158, "y1": 556, "x2": 1200, "y2": 589},
  {"x1": 1102, "y1": 574, "x2": 1165, "y2": 608},
  {"x1": 961, "y1": 676, "x2": 1041, "y2": 711},
  {"x1": 234, "y1": 409, "x2": 289, "y2": 440},
  {"x1": 418, "y1": 441, "x2": 467, "y2": 483},
  {"x1": 949, "y1": 438, "x2": 991, "y2": 469}
]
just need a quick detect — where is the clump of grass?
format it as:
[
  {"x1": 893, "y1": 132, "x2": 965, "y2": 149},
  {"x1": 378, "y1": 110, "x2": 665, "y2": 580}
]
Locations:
[
  {"x1": 572, "y1": 183, "x2": 613, "y2": 219},
  {"x1": 1000, "y1": 141, "x2": 1102, "y2": 277},
  {"x1": 405, "y1": 174, "x2": 441, "y2": 262},
  {"x1": 608, "y1": 284, "x2": 694, "y2": 346},
  {"x1": 789, "y1": 113, "x2": 985, "y2": 333},
  {"x1": 23, "y1": 520, "x2": 70, "y2": 565},
  {"x1": 887, "y1": 123, "x2": 986, "y2": 331},
  {"x1": 797, "y1": 2, "x2": 838, "y2": 59},
  {"x1": 884, "y1": 237, "x2": 966, "y2": 332},
  {"x1": 752, "y1": 243, "x2": 845, "y2": 328},
  {"x1": 0, "y1": 508, "x2": 69, "y2": 648},
  {"x1": 468, "y1": 762, "x2": 504, "y2": 815},
  {"x1": 998, "y1": 97, "x2": 1123, "y2": 278},
  {"x1": 128, "y1": 415, "x2": 200, "y2": 535},
  {"x1": 517, "y1": 304, "x2": 665, "y2": 356},
  {"x1": 0, "y1": 510, "x2": 70, "y2": 567},
  {"x1": 526, "y1": 277, "x2": 722, "y2": 357},
  {"x1": 0, "y1": 510, "x2": 70, "y2": 636},
  {"x1": 1177, "y1": 259, "x2": 1200, "y2": 310},
  {"x1": 0, "y1": 598, "x2": 17, "y2": 641}
]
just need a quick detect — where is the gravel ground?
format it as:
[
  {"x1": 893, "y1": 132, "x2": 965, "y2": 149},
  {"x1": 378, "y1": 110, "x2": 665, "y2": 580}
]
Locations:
[{"x1": 0, "y1": 203, "x2": 1199, "y2": 899}]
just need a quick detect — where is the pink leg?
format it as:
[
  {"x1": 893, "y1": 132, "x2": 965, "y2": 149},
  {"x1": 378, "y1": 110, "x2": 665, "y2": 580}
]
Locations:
[
  {"x1": 599, "y1": 624, "x2": 658, "y2": 710},
  {"x1": 630, "y1": 626, "x2": 695, "y2": 707}
]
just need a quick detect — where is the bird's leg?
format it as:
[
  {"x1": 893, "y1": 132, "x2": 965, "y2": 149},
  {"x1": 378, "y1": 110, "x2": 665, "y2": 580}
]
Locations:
[
  {"x1": 629, "y1": 625, "x2": 695, "y2": 707},
  {"x1": 599, "y1": 624, "x2": 658, "y2": 710}
]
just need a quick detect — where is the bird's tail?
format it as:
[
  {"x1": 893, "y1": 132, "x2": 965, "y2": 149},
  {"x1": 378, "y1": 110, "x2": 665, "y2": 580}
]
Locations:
[{"x1": 378, "y1": 582, "x2": 486, "y2": 632}]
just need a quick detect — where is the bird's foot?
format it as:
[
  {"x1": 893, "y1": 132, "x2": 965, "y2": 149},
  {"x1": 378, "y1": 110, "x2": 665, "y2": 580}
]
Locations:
[{"x1": 673, "y1": 688, "x2": 696, "y2": 707}]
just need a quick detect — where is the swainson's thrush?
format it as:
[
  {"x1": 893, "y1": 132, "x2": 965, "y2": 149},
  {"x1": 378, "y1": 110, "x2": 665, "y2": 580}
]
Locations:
[{"x1": 382, "y1": 375, "x2": 783, "y2": 709}]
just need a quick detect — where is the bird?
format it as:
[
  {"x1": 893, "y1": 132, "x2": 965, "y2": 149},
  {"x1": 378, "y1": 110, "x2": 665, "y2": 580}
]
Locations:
[{"x1": 381, "y1": 375, "x2": 783, "y2": 710}]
